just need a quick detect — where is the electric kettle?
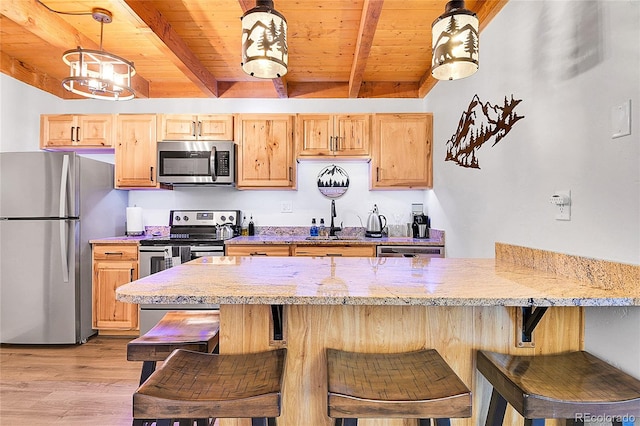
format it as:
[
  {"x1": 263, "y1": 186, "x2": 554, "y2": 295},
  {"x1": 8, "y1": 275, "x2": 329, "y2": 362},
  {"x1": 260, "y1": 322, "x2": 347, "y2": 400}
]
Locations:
[{"x1": 365, "y1": 204, "x2": 387, "y2": 238}]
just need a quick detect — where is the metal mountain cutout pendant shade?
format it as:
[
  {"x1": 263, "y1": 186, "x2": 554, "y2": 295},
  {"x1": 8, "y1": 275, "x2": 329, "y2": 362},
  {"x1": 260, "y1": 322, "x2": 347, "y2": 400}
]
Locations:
[
  {"x1": 431, "y1": 0, "x2": 479, "y2": 81},
  {"x1": 241, "y1": 0, "x2": 288, "y2": 79},
  {"x1": 62, "y1": 8, "x2": 136, "y2": 100}
]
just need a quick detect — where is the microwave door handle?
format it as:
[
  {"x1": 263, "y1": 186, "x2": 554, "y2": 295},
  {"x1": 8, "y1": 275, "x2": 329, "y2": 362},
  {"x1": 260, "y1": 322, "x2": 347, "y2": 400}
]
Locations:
[{"x1": 210, "y1": 146, "x2": 217, "y2": 181}]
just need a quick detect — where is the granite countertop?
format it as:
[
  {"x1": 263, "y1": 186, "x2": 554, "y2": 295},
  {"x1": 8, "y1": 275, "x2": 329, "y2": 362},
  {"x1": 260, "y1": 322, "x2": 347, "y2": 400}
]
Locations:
[
  {"x1": 91, "y1": 227, "x2": 445, "y2": 246},
  {"x1": 225, "y1": 227, "x2": 445, "y2": 246},
  {"x1": 116, "y1": 248, "x2": 639, "y2": 307}
]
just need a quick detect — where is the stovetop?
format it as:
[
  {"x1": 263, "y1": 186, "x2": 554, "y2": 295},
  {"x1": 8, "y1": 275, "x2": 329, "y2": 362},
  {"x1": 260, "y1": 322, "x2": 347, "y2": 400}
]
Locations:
[{"x1": 139, "y1": 209, "x2": 241, "y2": 246}]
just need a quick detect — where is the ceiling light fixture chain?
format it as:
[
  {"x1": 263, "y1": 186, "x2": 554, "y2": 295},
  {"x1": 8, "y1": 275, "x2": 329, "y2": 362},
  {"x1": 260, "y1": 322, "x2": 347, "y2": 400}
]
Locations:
[
  {"x1": 431, "y1": 0, "x2": 479, "y2": 81},
  {"x1": 38, "y1": 1, "x2": 137, "y2": 101}
]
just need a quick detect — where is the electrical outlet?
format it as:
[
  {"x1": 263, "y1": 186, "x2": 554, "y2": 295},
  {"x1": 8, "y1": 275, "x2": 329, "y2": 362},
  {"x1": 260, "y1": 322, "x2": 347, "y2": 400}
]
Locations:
[
  {"x1": 551, "y1": 190, "x2": 571, "y2": 221},
  {"x1": 281, "y1": 201, "x2": 293, "y2": 213}
]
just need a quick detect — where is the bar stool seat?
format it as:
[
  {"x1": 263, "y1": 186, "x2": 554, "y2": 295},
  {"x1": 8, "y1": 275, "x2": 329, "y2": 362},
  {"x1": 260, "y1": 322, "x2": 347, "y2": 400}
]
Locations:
[
  {"x1": 127, "y1": 311, "x2": 220, "y2": 385},
  {"x1": 477, "y1": 350, "x2": 640, "y2": 426},
  {"x1": 134, "y1": 348, "x2": 286, "y2": 425},
  {"x1": 327, "y1": 348, "x2": 472, "y2": 426}
]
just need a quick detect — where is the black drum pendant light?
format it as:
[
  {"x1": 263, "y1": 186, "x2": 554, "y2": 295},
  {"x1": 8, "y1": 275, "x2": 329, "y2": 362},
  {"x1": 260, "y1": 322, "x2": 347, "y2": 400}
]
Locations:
[
  {"x1": 62, "y1": 8, "x2": 136, "y2": 100},
  {"x1": 431, "y1": 0, "x2": 479, "y2": 81},
  {"x1": 241, "y1": 0, "x2": 288, "y2": 79}
]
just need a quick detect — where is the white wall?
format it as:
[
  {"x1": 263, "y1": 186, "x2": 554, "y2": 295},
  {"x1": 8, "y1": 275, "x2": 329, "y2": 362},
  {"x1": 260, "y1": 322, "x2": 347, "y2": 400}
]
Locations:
[{"x1": 424, "y1": 0, "x2": 640, "y2": 376}]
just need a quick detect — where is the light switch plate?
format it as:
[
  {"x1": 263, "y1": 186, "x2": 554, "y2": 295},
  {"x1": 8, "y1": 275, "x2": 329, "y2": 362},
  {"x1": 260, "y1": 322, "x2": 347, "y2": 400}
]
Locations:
[{"x1": 611, "y1": 99, "x2": 631, "y2": 139}]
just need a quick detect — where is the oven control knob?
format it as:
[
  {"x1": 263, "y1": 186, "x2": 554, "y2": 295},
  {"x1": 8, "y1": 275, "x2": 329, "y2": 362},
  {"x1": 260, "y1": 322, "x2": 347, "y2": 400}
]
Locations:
[
  {"x1": 220, "y1": 215, "x2": 227, "y2": 222},
  {"x1": 228, "y1": 215, "x2": 235, "y2": 222},
  {"x1": 183, "y1": 215, "x2": 189, "y2": 222},
  {"x1": 174, "y1": 216, "x2": 180, "y2": 222}
]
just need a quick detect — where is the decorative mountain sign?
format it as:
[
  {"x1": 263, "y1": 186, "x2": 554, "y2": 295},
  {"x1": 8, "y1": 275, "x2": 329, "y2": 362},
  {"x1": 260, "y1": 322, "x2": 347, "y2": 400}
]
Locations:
[
  {"x1": 317, "y1": 165, "x2": 349, "y2": 198},
  {"x1": 446, "y1": 94, "x2": 525, "y2": 169}
]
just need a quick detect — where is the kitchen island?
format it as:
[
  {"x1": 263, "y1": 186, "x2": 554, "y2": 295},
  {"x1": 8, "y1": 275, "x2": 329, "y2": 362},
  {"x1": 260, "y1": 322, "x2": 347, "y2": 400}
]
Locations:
[{"x1": 116, "y1": 243, "x2": 639, "y2": 426}]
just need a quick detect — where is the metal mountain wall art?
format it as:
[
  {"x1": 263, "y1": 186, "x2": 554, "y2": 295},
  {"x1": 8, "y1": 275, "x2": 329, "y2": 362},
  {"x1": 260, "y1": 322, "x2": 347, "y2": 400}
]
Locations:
[
  {"x1": 317, "y1": 165, "x2": 349, "y2": 198},
  {"x1": 446, "y1": 94, "x2": 525, "y2": 169}
]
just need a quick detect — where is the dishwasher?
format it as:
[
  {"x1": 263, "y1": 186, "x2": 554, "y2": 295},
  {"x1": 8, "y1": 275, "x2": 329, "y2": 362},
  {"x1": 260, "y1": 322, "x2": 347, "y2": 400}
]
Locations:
[{"x1": 376, "y1": 245, "x2": 444, "y2": 258}]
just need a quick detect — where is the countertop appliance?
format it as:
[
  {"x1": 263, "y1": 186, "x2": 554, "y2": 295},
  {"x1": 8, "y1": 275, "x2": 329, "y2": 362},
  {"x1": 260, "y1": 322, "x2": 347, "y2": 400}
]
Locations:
[
  {"x1": 365, "y1": 204, "x2": 387, "y2": 238},
  {"x1": 157, "y1": 140, "x2": 236, "y2": 186},
  {"x1": 412, "y1": 213, "x2": 430, "y2": 239},
  {"x1": 138, "y1": 209, "x2": 240, "y2": 334},
  {"x1": 376, "y1": 245, "x2": 444, "y2": 258},
  {"x1": 0, "y1": 152, "x2": 127, "y2": 344}
]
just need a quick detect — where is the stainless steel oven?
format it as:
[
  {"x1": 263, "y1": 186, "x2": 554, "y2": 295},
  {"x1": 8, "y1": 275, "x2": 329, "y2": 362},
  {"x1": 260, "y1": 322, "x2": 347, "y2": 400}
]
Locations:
[{"x1": 137, "y1": 209, "x2": 240, "y2": 334}]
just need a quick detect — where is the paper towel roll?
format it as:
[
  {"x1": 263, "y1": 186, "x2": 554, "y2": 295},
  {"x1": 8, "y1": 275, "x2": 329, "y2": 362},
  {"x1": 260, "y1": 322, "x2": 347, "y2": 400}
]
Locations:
[{"x1": 126, "y1": 207, "x2": 144, "y2": 236}]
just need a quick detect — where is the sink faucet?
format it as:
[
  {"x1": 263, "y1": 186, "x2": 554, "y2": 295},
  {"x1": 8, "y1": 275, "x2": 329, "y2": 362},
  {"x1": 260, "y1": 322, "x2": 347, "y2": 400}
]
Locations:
[{"x1": 329, "y1": 200, "x2": 342, "y2": 236}]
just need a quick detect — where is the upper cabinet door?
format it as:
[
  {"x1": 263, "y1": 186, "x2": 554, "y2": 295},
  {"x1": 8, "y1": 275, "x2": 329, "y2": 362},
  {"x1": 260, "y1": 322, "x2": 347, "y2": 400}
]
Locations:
[
  {"x1": 40, "y1": 114, "x2": 113, "y2": 149},
  {"x1": 333, "y1": 114, "x2": 370, "y2": 156},
  {"x1": 236, "y1": 114, "x2": 295, "y2": 189},
  {"x1": 158, "y1": 114, "x2": 233, "y2": 141},
  {"x1": 115, "y1": 114, "x2": 158, "y2": 189},
  {"x1": 296, "y1": 114, "x2": 370, "y2": 158},
  {"x1": 371, "y1": 113, "x2": 433, "y2": 189}
]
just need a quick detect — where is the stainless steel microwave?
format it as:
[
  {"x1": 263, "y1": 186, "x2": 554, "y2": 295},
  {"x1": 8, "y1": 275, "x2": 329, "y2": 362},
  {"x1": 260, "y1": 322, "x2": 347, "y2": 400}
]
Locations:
[{"x1": 157, "y1": 141, "x2": 236, "y2": 186}]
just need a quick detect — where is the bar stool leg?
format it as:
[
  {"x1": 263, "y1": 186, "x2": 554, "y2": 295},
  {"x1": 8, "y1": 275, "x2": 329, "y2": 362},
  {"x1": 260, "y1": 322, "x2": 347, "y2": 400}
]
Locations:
[
  {"x1": 334, "y1": 419, "x2": 358, "y2": 426},
  {"x1": 250, "y1": 418, "x2": 276, "y2": 426},
  {"x1": 139, "y1": 360, "x2": 157, "y2": 385},
  {"x1": 484, "y1": 388, "x2": 508, "y2": 426}
]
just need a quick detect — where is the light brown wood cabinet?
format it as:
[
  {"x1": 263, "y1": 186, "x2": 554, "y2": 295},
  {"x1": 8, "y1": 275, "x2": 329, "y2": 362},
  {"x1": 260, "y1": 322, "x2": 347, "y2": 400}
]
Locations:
[
  {"x1": 235, "y1": 114, "x2": 296, "y2": 189},
  {"x1": 226, "y1": 245, "x2": 291, "y2": 256},
  {"x1": 296, "y1": 114, "x2": 370, "y2": 158},
  {"x1": 293, "y1": 245, "x2": 376, "y2": 257},
  {"x1": 92, "y1": 243, "x2": 139, "y2": 333},
  {"x1": 40, "y1": 114, "x2": 113, "y2": 149},
  {"x1": 371, "y1": 113, "x2": 433, "y2": 189},
  {"x1": 158, "y1": 114, "x2": 233, "y2": 141},
  {"x1": 115, "y1": 114, "x2": 159, "y2": 189}
]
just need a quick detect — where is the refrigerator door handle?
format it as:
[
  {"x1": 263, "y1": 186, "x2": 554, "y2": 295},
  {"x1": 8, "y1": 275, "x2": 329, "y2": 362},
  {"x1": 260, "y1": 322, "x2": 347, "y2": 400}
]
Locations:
[
  {"x1": 59, "y1": 220, "x2": 69, "y2": 283},
  {"x1": 59, "y1": 155, "x2": 70, "y2": 218}
]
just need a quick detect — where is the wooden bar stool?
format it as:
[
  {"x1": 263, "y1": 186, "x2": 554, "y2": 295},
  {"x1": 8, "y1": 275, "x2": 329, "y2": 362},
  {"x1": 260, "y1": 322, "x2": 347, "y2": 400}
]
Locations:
[
  {"x1": 327, "y1": 348, "x2": 472, "y2": 426},
  {"x1": 127, "y1": 311, "x2": 220, "y2": 386},
  {"x1": 477, "y1": 350, "x2": 640, "y2": 426},
  {"x1": 133, "y1": 348, "x2": 286, "y2": 426}
]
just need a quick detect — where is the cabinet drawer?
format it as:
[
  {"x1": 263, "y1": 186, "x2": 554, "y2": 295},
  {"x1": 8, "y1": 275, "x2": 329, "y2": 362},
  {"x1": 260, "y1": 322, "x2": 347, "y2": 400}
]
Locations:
[
  {"x1": 227, "y1": 245, "x2": 291, "y2": 256},
  {"x1": 294, "y1": 245, "x2": 375, "y2": 257},
  {"x1": 93, "y1": 244, "x2": 138, "y2": 261}
]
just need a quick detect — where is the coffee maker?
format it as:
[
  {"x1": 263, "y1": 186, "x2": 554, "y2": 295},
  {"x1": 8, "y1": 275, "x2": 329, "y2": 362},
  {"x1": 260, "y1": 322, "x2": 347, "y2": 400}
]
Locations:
[{"x1": 412, "y1": 213, "x2": 430, "y2": 239}]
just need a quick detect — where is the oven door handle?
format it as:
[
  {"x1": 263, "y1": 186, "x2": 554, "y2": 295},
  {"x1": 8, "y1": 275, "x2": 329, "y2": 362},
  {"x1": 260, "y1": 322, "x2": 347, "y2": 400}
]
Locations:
[{"x1": 210, "y1": 146, "x2": 217, "y2": 182}]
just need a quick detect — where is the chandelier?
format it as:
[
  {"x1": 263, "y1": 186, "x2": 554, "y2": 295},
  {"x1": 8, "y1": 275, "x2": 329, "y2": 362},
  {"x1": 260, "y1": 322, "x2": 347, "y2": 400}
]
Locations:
[
  {"x1": 62, "y1": 8, "x2": 136, "y2": 100},
  {"x1": 241, "y1": 0, "x2": 288, "y2": 79},
  {"x1": 431, "y1": 0, "x2": 479, "y2": 81}
]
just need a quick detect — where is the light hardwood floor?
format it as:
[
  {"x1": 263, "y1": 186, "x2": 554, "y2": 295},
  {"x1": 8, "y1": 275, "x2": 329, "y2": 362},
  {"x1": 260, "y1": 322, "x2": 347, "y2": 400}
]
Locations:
[{"x1": 1, "y1": 336, "x2": 140, "y2": 425}]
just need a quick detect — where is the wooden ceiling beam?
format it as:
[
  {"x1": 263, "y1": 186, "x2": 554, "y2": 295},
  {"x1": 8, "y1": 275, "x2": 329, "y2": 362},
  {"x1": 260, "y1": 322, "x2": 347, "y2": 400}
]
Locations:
[
  {"x1": 418, "y1": 0, "x2": 510, "y2": 98},
  {"x1": 122, "y1": 0, "x2": 218, "y2": 97},
  {"x1": 0, "y1": 50, "x2": 69, "y2": 99},
  {"x1": 0, "y1": 0, "x2": 150, "y2": 99},
  {"x1": 349, "y1": 0, "x2": 384, "y2": 98},
  {"x1": 238, "y1": 0, "x2": 289, "y2": 98}
]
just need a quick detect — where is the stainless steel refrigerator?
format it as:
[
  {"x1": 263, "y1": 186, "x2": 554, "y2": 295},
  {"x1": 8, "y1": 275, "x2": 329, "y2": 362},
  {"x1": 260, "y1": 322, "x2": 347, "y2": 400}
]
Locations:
[{"x1": 0, "y1": 152, "x2": 127, "y2": 344}]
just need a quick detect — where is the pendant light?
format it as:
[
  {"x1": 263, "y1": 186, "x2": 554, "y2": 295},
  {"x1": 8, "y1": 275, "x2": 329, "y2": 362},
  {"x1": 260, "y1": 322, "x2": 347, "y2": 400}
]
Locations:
[
  {"x1": 241, "y1": 0, "x2": 288, "y2": 79},
  {"x1": 62, "y1": 8, "x2": 136, "y2": 100},
  {"x1": 431, "y1": 0, "x2": 479, "y2": 81}
]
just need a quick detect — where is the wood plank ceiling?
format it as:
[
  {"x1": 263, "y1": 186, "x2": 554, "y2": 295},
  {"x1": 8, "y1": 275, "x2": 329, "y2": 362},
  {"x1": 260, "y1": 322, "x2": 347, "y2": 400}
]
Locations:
[{"x1": 0, "y1": 0, "x2": 507, "y2": 99}]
